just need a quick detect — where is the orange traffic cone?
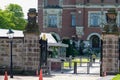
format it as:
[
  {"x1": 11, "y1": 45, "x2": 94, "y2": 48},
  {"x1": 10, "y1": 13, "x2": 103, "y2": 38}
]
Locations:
[
  {"x1": 39, "y1": 69, "x2": 43, "y2": 80},
  {"x1": 4, "y1": 71, "x2": 8, "y2": 80}
]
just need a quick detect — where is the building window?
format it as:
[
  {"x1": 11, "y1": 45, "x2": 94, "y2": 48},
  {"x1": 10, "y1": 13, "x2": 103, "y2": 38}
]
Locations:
[
  {"x1": 89, "y1": 13, "x2": 100, "y2": 27},
  {"x1": 91, "y1": 35, "x2": 100, "y2": 48},
  {"x1": 59, "y1": 0, "x2": 63, "y2": 7},
  {"x1": 71, "y1": 14, "x2": 76, "y2": 27},
  {"x1": 118, "y1": 13, "x2": 120, "y2": 27},
  {"x1": 43, "y1": 9, "x2": 62, "y2": 28},
  {"x1": 48, "y1": 14, "x2": 57, "y2": 27}
]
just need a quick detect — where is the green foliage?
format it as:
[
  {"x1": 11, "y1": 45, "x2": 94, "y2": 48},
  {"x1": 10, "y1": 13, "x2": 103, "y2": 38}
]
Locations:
[
  {"x1": 0, "y1": 4, "x2": 27, "y2": 30},
  {"x1": 0, "y1": 10, "x2": 12, "y2": 28},
  {"x1": 73, "y1": 49, "x2": 79, "y2": 56},
  {"x1": 5, "y1": 4, "x2": 24, "y2": 17},
  {"x1": 112, "y1": 74, "x2": 120, "y2": 80},
  {"x1": 52, "y1": 47, "x2": 58, "y2": 58},
  {"x1": 83, "y1": 48, "x2": 91, "y2": 56},
  {"x1": 52, "y1": 34, "x2": 58, "y2": 42},
  {"x1": 62, "y1": 39, "x2": 80, "y2": 57},
  {"x1": 62, "y1": 39, "x2": 73, "y2": 57}
]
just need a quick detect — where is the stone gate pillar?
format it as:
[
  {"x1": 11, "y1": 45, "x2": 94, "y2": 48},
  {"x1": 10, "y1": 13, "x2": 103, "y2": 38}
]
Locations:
[
  {"x1": 23, "y1": 33, "x2": 39, "y2": 71},
  {"x1": 102, "y1": 34, "x2": 119, "y2": 75},
  {"x1": 23, "y1": 8, "x2": 40, "y2": 72},
  {"x1": 101, "y1": 8, "x2": 119, "y2": 76}
]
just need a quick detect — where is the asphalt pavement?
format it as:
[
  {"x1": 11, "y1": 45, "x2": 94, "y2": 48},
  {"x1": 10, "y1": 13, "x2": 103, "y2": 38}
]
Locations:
[
  {"x1": 0, "y1": 60, "x2": 115, "y2": 80},
  {"x1": 0, "y1": 73, "x2": 115, "y2": 80}
]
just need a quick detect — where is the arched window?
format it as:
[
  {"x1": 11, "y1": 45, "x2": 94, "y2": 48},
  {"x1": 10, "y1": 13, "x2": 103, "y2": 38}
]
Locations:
[{"x1": 91, "y1": 35, "x2": 100, "y2": 48}]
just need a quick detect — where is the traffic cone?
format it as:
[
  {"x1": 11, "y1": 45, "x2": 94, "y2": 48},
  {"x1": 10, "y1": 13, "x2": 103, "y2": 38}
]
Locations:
[
  {"x1": 4, "y1": 71, "x2": 8, "y2": 80},
  {"x1": 39, "y1": 69, "x2": 43, "y2": 80}
]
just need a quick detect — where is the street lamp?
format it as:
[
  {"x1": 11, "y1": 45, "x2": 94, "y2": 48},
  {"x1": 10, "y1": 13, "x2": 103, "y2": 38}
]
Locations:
[{"x1": 7, "y1": 29, "x2": 14, "y2": 78}]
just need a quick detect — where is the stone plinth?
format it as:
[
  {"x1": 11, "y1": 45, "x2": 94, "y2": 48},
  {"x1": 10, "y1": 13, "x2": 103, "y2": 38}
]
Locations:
[
  {"x1": 102, "y1": 34, "x2": 119, "y2": 74},
  {"x1": 23, "y1": 33, "x2": 40, "y2": 71}
]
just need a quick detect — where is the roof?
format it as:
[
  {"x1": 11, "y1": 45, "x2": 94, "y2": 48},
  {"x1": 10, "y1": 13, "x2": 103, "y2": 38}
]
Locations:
[
  {"x1": 0, "y1": 29, "x2": 24, "y2": 37},
  {"x1": 40, "y1": 33, "x2": 57, "y2": 44},
  {"x1": 0, "y1": 29, "x2": 68, "y2": 47},
  {"x1": 40, "y1": 33, "x2": 68, "y2": 47},
  {"x1": 48, "y1": 43, "x2": 68, "y2": 47}
]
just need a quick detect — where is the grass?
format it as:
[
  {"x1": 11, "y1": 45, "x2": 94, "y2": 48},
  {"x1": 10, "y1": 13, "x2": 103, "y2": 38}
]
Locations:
[
  {"x1": 112, "y1": 74, "x2": 120, "y2": 80},
  {"x1": 64, "y1": 58, "x2": 90, "y2": 68}
]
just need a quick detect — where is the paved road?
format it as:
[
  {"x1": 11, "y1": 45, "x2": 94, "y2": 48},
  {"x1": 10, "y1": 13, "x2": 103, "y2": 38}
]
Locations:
[
  {"x1": 62, "y1": 60, "x2": 100, "y2": 74},
  {"x1": 0, "y1": 60, "x2": 115, "y2": 80},
  {"x1": 0, "y1": 74, "x2": 114, "y2": 80}
]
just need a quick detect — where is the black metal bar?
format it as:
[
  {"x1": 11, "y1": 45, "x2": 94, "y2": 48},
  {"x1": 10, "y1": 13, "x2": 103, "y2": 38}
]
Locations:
[
  {"x1": 87, "y1": 62, "x2": 90, "y2": 74},
  {"x1": 39, "y1": 39, "x2": 42, "y2": 71},
  {"x1": 45, "y1": 40, "x2": 48, "y2": 65},
  {"x1": 118, "y1": 38, "x2": 120, "y2": 60},
  {"x1": 10, "y1": 40, "x2": 13, "y2": 78},
  {"x1": 74, "y1": 62, "x2": 77, "y2": 74},
  {"x1": 100, "y1": 39, "x2": 103, "y2": 76}
]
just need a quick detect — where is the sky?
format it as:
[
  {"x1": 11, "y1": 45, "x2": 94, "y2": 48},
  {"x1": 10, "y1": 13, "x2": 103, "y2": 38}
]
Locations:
[{"x1": 0, "y1": 0, "x2": 38, "y2": 19}]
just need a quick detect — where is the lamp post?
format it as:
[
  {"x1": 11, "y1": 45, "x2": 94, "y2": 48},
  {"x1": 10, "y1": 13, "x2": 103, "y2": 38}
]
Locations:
[{"x1": 7, "y1": 29, "x2": 14, "y2": 78}]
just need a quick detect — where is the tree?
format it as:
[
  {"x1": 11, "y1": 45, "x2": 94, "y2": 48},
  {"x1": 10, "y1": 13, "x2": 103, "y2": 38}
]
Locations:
[
  {"x1": 5, "y1": 4, "x2": 24, "y2": 18},
  {"x1": 0, "y1": 9, "x2": 14, "y2": 29},
  {"x1": 0, "y1": 4, "x2": 27, "y2": 30},
  {"x1": 62, "y1": 39, "x2": 75, "y2": 57}
]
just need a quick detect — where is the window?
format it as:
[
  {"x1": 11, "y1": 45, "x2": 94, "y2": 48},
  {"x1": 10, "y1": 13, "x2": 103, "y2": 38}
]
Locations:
[
  {"x1": 71, "y1": 14, "x2": 76, "y2": 27},
  {"x1": 43, "y1": 9, "x2": 62, "y2": 28},
  {"x1": 118, "y1": 13, "x2": 120, "y2": 26},
  {"x1": 89, "y1": 13, "x2": 100, "y2": 27},
  {"x1": 91, "y1": 35, "x2": 100, "y2": 48},
  {"x1": 59, "y1": 0, "x2": 63, "y2": 7},
  {"x1": 48, "y1": 14, "x2": 57, "y2": 27}
]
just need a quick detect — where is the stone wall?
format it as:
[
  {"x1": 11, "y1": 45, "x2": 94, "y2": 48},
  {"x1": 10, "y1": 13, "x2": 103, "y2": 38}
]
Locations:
[
  {"x1": 0, "y1": 34, "x2": 40, "y2": 72},
  {"x1": 0, "y1": 38, "x2": 24, "y2": 70}
]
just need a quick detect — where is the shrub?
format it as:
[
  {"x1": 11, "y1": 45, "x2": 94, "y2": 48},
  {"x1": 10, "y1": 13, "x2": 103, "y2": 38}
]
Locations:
[{"x1": 112, "y1": 74, "x2": 120, "y2": 80}]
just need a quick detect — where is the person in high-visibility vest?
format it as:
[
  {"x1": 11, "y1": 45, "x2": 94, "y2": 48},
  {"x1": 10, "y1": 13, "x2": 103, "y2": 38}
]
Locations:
[{"x1": 92, "y1": 54, "x2": 96, "y2": 63}]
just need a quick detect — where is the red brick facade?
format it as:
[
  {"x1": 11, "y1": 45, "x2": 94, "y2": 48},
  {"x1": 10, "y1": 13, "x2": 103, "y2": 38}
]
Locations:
[{"x1": 38, "y1": 0, "x2": 120, "y2": 48}]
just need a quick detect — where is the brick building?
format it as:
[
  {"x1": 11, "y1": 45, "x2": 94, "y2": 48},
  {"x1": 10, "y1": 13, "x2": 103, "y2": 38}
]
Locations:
[{"x1": 38, "y1": 0, "x2": 120, "y2": 50}]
